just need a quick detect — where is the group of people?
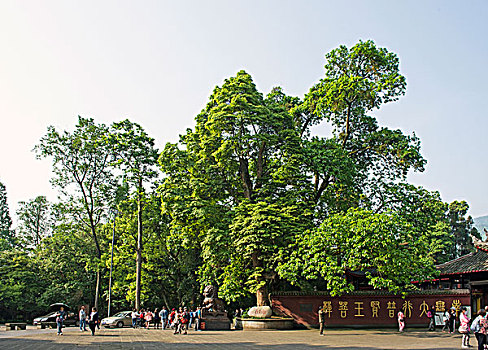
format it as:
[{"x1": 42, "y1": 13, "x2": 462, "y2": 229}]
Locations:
[
  {"x1": 130, "y1": 306, "x2": 203, "y2": 334},
  {"x1": 55, "y1": 306, "x2": 99, "y2": 336},
  {"x1": 423, "y1": 305, "x2": 488, "y2": 349},
  {"x1": 77, "y1": 305, "x2": 99, "y2": 336}
]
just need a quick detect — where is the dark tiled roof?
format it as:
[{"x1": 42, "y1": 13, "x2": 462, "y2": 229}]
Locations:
[
  {"x1": 271, "y1": 289, "x2": 470, "y2": 297},
  {"x1": 437, "y1": 249, "x2": 488, "y2": 275}
]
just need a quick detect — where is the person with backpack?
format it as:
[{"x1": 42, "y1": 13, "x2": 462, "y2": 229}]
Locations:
[
  {"x1": 195, "y1": 307, "x2": 201, "y2": 331},
  {"x1": 427, "y1": 305, "x2": 435, "y2": 331},
  {"x1": 55, "y1": 306, "x2": 66, "y2": 336},
  {"x1": 459, "y1": 307, "x2": 471, "y2": 349},
  {"x1": 471, "y1": 309, "x2": 487, "y2": 350},
  {"x1": 179, "y1": 307, "x2": 189, "y2": 335}
]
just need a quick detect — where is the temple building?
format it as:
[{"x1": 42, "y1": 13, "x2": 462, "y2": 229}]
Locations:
[
  {"x1": 271, "y1": 236, "x2": 487, "y2": 328},
  {"x1": 418, "y1": 236, "x2": 488, "y2": 312}
]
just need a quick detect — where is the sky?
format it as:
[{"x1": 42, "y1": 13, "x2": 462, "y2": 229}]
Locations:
[{"x1": 0, "y1": 0, "x2": 487, "y2": 222}]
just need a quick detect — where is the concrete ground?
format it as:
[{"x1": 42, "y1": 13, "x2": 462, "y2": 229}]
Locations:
[{"x1": 0, "y1": 325, "x2": 467, "y2": 349}]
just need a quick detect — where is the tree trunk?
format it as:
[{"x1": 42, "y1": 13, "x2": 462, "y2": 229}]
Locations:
[
  {"x1": 135, "y1": 177, "x2": 143, "y2": 310},
  {"x1": 239, "y1": 157, "x2": 253, "y2": 200},
  {"x1": 252, "y1": 250, "x2": 268, "y2": 306},
  {"x1": 256, "y1": 286, "x2": 268, "y2": 306},
  {"x1": 94, "y1": 269, "x2": 100, "y2": 309},
  {"x1": 90, "y1": 224, "x2": 102, "y2": 310}
]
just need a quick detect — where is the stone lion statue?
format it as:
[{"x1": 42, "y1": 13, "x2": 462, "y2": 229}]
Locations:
[{"x1": 202, "y1": 285, "x2": 226, "y2": 312}]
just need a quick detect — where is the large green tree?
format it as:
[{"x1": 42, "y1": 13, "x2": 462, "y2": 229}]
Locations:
[
  {"x1": 35, "y1": 117, "x2": 116, "y2": 308},
  {"x1": 160, "y1": 72, "x2": 309, "y2": 305}
]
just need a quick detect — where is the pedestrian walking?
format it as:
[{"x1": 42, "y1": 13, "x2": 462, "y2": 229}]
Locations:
[
  {"x1": 138, "y1": 309, "x2": 145, "y2": 328},
  {"x1": 79, "y1": 306, "x2": 87, "y2": 331},
  {"x1": 145, "y1": 310, "x2": 153, "y2": 329},
  {"x1": 154, "y1": 308, "x2": 161, "y2": 329},
  {"x1": 195, "y1": 307, "x2": 201, "y2": 331},
  {"x1": 169, "y1": 308, "x2": 176, "y2": 329},
  {"x1": 459, "y1": 307, "x2": 471, "y2": 348},
  {"x1": 55, "y1": 306, "x2": 66, "y2": 335},
  {"x1": 160, "y1": 306, "x2": 168, "y2": 330},
  {"x1": 131, "y1": 309, "x2": 138, "y2": 328},
  {"x1": 427, "y1": 305, "x2": 435, "y2": 331},
  {"x1": 188, "y1": 309, "x2": 194, "y2": 329},
  {"x1": 318, "y1": 306, "x2": 326, "y2": 336},
  {"x1": 173, "y1": 308, "x2": 181, "y2": 334},
  {"x1": 397, "y1": 310, "x2": 405, "y2": 332},
  {"x1": 179, "y1": 307, "x2": 189, "y2": 335},
  {"x1": 88, "y1": 307, "x2": 99, "y2": 336},
  {"x1": 471, "y1": 309, "x2": 487, "y2": 350},
  {"x1": 448, "y1": 307, "x2": 456, "y2": 334},
  {"x1": 442, "y1": 309, "x2": 451, "y2": 332}
]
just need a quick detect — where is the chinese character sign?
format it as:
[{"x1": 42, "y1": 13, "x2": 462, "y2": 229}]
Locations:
[
  {"x1": 370, "y1": 301, "x2": 380, "y2": 317},
  {"x1": 323, "y1": 301, "x2": 333, "y2": 317},
  {"x1": 339, "y1": 301, "x2": 348, "y2": 318}
]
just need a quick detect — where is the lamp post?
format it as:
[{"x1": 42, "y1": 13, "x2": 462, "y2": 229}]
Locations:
[{"x1": 108, "y1": 208, "x2": 118, "y2": 317}]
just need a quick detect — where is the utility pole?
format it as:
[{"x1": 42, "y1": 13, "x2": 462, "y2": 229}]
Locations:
[{"x1": 108, "y1": 208, "x2": 118, "y2": 317}]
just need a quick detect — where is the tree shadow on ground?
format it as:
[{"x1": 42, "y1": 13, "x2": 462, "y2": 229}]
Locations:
[{"x1": 0, "y1": 338, "x2": 460, "y2": 350}]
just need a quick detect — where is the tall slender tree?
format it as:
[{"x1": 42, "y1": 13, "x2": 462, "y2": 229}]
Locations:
[
  {"x1": 109, "y1": 120, "x2": 159, "y2": 309},
  {"x1": 16, "y1": 196, "x2": 53, "y2": 249},
  {"x1": 0, "y1": 181, "x2": 15, "y2": 250},
  {"x1": 35, "y1": 117, "x2": 116, "y2": 308}
]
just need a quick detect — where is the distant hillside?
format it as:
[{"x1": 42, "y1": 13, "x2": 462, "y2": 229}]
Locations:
[{"x1": 473, "y1": 215, "x2": 488, "y2": 239}]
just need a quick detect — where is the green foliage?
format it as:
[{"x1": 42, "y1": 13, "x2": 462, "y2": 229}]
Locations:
[
  {"x1": 299, "y1": 40, "x2": 425, "y2": 214},
  {"x1": 34, "y1": 116, "x2": 116, "y2": 258},
  {"x1": 104, "y1": 192, "x2": 201, "y2": 309},
  {"x1": 35, "y1": 117, "x2": 116, "y2": 308},
  {"x1": 0, "y1": 250, "x2": 47, "y2": 321},
  {"x1": 16, "y1": 196, "x2": 53, "y2": 249},
  {"x1": 0, "y1": 181, "x2": 16, "y2": 250},
  {"x1": 447, "y1": 200, "x2": 480, "y2": 258},
  {"x1": 35, "y1": 224, "x2": 98, "y2": 309},
  {"x1": 278, "y1": 208, "x2": 436, "y2": 296}
]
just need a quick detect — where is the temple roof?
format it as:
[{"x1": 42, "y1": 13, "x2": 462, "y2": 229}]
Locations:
[{"x1": 437, "y1": 249, "x2": 488, "y2": 275}]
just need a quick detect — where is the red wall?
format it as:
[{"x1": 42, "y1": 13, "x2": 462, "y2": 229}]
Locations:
[{"x1": 272, "y1": 293, "x2": 470, "y2": 327}]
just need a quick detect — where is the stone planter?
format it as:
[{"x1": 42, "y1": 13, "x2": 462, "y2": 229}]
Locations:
[{"x1": 239, "y1": 317, "x2": 294, "y2": 330}]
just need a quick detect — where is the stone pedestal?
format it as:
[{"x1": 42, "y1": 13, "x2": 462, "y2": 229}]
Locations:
[
  {"x1": 240, "y1": 317, "x2": 294, "y2": 330},
  {"x1": 202, "y1": 311, "x2": 231, "y2": 330}
]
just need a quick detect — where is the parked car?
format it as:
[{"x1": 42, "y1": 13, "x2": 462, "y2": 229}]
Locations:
[
  {"x1": 33, "y1": 303, "x2": 78, "y2": 327},
  {"x1": 101, "y1": 311, "x2": 132, "y2": 328},
  {"x1": 33, "y1": 311, "x2": 78, "y2": 326}
]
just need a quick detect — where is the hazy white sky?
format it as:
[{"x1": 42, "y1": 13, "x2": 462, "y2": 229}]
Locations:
[{"x1": 0, "y1": 0, "x2": 487, "y2": 220}]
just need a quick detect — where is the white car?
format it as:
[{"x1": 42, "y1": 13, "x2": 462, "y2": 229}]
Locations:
[{"x1": 101, "y1": 311, "x2": 132, "y2": 328}]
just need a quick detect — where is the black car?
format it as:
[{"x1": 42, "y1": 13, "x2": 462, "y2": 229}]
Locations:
[{"x1": 33, "y1": 303, "x2": 78, "y2": 327}]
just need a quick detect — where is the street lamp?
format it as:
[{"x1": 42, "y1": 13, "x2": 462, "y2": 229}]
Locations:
[{"x1": 108, "y1": 208, "x2": 118, "y2": 317}]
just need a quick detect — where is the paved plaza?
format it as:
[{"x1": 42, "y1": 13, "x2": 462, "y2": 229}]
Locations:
[{"x1": 0, "y1": 326, "x2": 465, "y2": 350}]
